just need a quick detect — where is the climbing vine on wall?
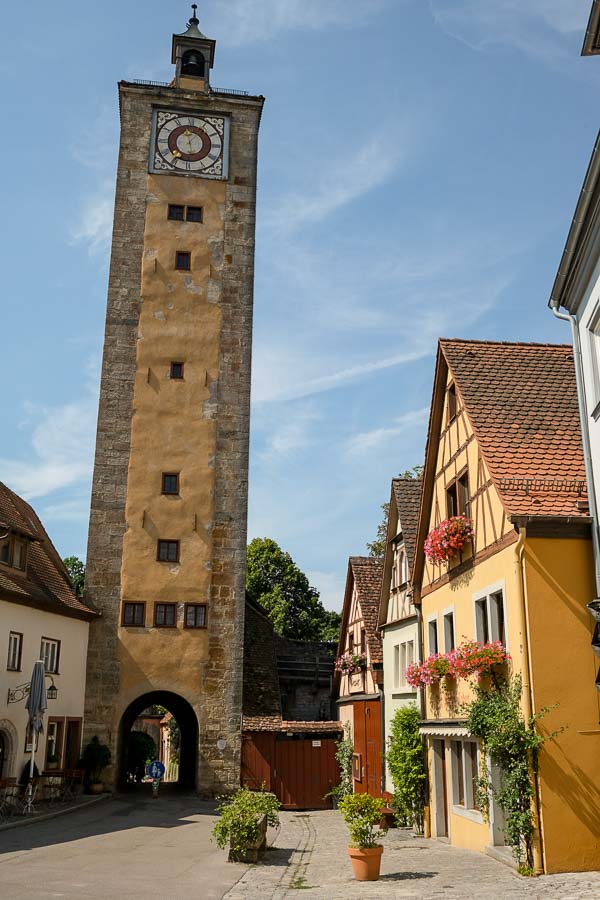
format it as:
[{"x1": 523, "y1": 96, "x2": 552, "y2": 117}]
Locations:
[{"x1": 464, "y1": 675, "x2": 557, "y2": 872}]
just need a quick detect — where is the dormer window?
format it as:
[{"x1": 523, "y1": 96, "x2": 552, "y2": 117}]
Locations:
[{"x1": 0, "y1": 532, "x2": 28, "y2": 570}]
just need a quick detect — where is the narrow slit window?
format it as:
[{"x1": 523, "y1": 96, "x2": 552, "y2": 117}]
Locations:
[
  {"x1": 428, "y1": 618, "x2": 439, "y2": 655},
  {"x1": 447, "y1": 383, "x2": 457, "y2": 422},
  {"x1": 170, "y1": 362, "x2": 184, "y2": 380}
]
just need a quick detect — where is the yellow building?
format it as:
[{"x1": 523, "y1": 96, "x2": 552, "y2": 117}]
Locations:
[{"x1": 413, "y1": 339, "x2": 600, "y2": 874}]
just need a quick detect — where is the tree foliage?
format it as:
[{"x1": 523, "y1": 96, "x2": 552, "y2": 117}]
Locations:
[
  {"x1": 124, "y1": 731, "x2": 156, "y2": 783},
  {"x1": 386, "y1": 705, "x2": 426, "y2": 828},
  {"x1": 246, "y1": 537, "x2": 340, "y2": 641},
  {"x1": 63, "y1": 555, "x2": 85, "y2": 597}
]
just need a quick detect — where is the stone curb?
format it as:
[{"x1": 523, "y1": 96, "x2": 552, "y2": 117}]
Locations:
[{"x1": 0, "y1": 792, "x2": 111, "y2": 832}]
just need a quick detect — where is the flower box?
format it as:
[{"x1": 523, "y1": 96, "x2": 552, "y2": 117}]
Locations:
[
  {"x1": 424, "y1": 516, "x2": 474, "y2": 565},
  {"x1": 335, "y1": 652, "x2": 368, "y2": 675},
  {"x1": 406, "y1": 640, "x2": 510, "y2": 689}
]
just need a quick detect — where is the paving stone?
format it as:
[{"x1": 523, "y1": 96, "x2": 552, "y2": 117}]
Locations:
[{"x1": 225, "y1": 810, "x2": 600, "y2": 900}]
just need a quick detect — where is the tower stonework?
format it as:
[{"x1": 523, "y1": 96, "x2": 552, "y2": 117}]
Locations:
[{"x1": 83, "y1": 10, "x2": 264, "y2": 794}]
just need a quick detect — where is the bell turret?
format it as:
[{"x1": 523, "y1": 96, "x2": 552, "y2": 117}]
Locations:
[{"x1": 171, "y1": 4, "x2": 216, "y2": 92}]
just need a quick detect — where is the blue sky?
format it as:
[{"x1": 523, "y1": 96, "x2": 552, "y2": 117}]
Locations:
[{"x1": 0, "y1": 1, "x2": 598, "y2": 611}]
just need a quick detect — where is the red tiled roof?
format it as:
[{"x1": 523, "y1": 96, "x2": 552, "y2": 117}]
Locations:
[
  {"x1": 243, "y1": 715, "x2": 342, "y2": 734},
  {"x1": 391, "y1": 478, "x2": 423, "y2": 573},
  {"x1": 0, "y1": 482, "x2": 96, "y2": 620},
  {"x1": 349, "y1": 556, "x2": 384, "y2": 664},
  {"x1": 440, "y1": 340, "x2": 588, "y2": 519}
]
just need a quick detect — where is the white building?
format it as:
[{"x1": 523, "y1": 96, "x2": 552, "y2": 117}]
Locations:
[
  {"x1": 378, "y1": 477, "x2": 423, "y2": 793},
  {"x1": 0, "y1": 483, "x2": 95, "y2": 781},
  {"x1": 548, "y1": 126, "x2": 600, "y2": 662}
]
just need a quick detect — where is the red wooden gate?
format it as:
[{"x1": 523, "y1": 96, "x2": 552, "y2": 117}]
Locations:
[{"x1": 242, "y1": 734, "x2": 339, "y2": 809}]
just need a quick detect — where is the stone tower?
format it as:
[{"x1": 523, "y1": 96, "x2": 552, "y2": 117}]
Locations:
[{"x1": 83, "y1": 6, "x2": 264, "y2": 794}]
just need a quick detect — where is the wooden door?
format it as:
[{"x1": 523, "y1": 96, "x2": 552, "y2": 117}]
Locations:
[
  {"x1": 64, "y1": 719, "x2": 82, "y2": 770},
  {"x1": 273, "y1": 738, "x2": 339, "y2": 809},
  {"x1": 365, "y1": 701, "x2": 382, "y2": 797},
  {"x1": 353, "y1": 702, "x2": 367, "y2": 793},
  {"x1": 241, "y1": 733, "x2": 273, "y2": 791}
]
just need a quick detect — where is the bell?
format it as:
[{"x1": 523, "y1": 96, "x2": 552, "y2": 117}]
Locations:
[{"x1": 181, "y1": 50, "x2": 205, "y2": 77}]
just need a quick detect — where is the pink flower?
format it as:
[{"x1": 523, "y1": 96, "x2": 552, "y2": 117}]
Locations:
[{"x1": 424, "y1": 516, "x2": 474, "y2": 565}]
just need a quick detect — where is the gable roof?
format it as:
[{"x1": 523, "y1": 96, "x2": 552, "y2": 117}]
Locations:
[
  {"x1": 413, "y1": 340, "x2": 588, "y2": 586},
  {"x1": 0, "y1": 482, "x2": 96, "y2": 620},
  {"x1": 337, "y1": 556, "x2": 383, "y2": 665},
  {"x1": 582, "y1": 1, "x2": 600, "y2": 55},
  {"x1": 391, "y1": 478, "x2": 423, "y2": 574}
]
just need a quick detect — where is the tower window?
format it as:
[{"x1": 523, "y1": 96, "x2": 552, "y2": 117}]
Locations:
[
  {"x1": 162, "y1": 473, "x2": 179, "y2": 495},
  {"x1": 158, "y1": 540, "x2": 180, "y2": 563},
  {"x1": 168, "y1": 204, "x2": 185, "y2": 221},
  {"x1": 175, "y1": 251, "x2": 191, "y2": 271},
  {"x1": 185, "y1": 604, "x2": 207, "y2": 629},
  {"x1": 170, "y1": 362, "x2": 184, "y2": 380},
  {"x1": 181, "y1": 48, "x2": 206, "y2": 77},
  {"x1": 186, "y1": 206, "x2": 203, "y2": 223},
  {"x1": 154, "y1": 603, "x2": 177, "y2": 628},
  {"x1": 123, "y1": 602, "x2": 146, "y2": 627}
]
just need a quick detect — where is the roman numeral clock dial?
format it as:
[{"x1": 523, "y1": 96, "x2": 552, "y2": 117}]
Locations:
[{"x1": 152, "y1": 111, "x2": 229, "y2": 178}]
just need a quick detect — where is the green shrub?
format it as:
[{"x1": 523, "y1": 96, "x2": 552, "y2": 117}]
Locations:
[
  {"x1": 326, "y1": 723, "x2": 353, "y2": 802},
  {"x1": 386, "y1": 705, "x2": 426, "y2": 828},
  {"x1": 212, "y1": 788, "x2": 281, "y2": 861},
  {"x1": 338, "y1": 793, "x2": 387, "y2": 849},
  {"x1": 81, "y1": 736, "x2": 111, "y2": 783}
]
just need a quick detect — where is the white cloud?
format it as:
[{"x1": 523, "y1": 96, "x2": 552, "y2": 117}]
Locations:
[
  {"x1": 429, "y1": 0, "x2": 589, "y2": 62},
  {"x1": 345, "y1": 406, "x2": 430, "y2": 456},
  {"x1": 0, "y1": 360, "x2": 99, "y2": 502},
  {"x1": 211, "y1": 0, "x2": 390, "y2": 47},
  {"x1": 256, "y1": 402, "x2": 321, "y2": 460},
  {"x1": 70, "y1": 179, "x2": 114, "y2": 255}
]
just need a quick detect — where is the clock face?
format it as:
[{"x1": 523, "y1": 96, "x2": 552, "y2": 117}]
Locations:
[{"x1": 152, "y1": 111, "x2": 229, "y2": 179}]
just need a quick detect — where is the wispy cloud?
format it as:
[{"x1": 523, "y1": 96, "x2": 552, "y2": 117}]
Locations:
[
  {"x1": 429, "y1": 0, "x2": 589, "y2": 62},
  {"x1": 70, "y1": 105, "x2": 118, "y2": 255},
  {"x1": 255, "y1": 401, "x2": 322, "y2": 461},
  {"x1": 262, "y1": 124, "x2": 414, "y2": 233},
  {"x1": 345, "y1": 406, "x2": 430, "y2": 456},
  {"x1": 0, "y1": 358, "x2": 99, "y2": 501},
  {"x1": 211, "y1": 0, "x2": 390, "y2": 47}
]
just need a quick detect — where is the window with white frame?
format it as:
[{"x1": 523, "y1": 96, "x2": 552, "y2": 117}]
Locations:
[
  {"x1": 7, "y1": 631, "x2": 22, "y2": 671},
  {"x1": 393, "y1": 644, "x2": 400, "y2": 688},
  {"x1": 587, "y1": 304, "x2": 600, "y2": 407},
  {"x1": 443, "y1": 611, "x2": 455, "y2": 652},
  {"x1": 474, "y1": 588, "x2": 506, "y2": 646},
  {"x1": 400, "y1": 640, "x2": 414, "y2": 687},
  {"x1": 428, "y1": 618, "x2": 439, "y2": 655},
  {"x1": 41, "y1": 637, "x2": 60, "y2": 674},
  {"x1": 451, "y1": 739, "x2": 480, "y2": 811}
]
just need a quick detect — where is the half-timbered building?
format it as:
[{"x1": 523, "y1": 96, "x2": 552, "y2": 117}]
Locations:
[
  {"x1": 335, "y1": 556, "x2": 383, "y2": 796},
  {"x1": 413, "y1": 339, "x2": 599, "y2": 874},
  {"x1": 378, "y1": 477, "x2": 423, "y2": 793}
]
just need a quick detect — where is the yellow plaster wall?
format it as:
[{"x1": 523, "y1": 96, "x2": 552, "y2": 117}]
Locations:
[
  {"x1": 119, "y1": 170, "x2": 227, "y2": 699},
  {"x1": 524, "y1": 536, "x2": 600, "y2": 873}
]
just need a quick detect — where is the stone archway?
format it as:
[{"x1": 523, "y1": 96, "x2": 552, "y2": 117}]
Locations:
[
  {"x1": 0, "y1": 719, "x2": 19, "y2": 780},
  {"x1": 118, "y1": 691, "x2": 198, "y2": 789}
]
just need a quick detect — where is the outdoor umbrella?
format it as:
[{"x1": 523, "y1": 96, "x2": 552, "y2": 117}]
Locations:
[{"x1": 24, "y1": 660, "x2": 47, "y2": 813}]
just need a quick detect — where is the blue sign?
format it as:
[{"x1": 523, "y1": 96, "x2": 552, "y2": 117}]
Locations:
[{"x1": 146, "y1": 760, "x2": 165, "y2": 780}]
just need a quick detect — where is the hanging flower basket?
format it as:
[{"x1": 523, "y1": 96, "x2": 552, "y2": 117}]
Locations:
[
  {"x1": 335, "y1": 652, "x2": 368, "y2": 674},
  {"x1": 405, "y1": 640, "x2": 510, "y2": 689},
  {"x1": 424, "y1": 516, "x2": 474, "y2": 565}
]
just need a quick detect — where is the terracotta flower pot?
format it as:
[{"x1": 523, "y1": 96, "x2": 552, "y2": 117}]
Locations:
[
  {"x1": 89, "y1": 783, "x2": 104, "y2": 795},
  {"x1": 348, "y1": 845, "x2": 383, "y2": 881}
]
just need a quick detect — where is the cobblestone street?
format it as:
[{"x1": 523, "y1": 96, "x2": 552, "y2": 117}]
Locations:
[{"x1": 226, "y1": 810, "x2": 600, "y2": 900}]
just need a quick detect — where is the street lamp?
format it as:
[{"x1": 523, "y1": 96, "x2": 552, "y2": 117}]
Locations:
[{"x1": 7, "y1": 673, "x2": 58, "y2": 704}]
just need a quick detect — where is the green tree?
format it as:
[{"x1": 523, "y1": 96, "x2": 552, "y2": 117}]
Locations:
[
  {"x1": 63, "y1": 555, "x2": 85, "y2": 597},
  {"x1": 124, "y1": 731, "x2": 156, "y2": 783},
  {"x1": 246, "y1": 538, "x2": 340, "y2": 641},
  {"x1": 386, "y1": 705, "x2": 426, "y2": 828}
]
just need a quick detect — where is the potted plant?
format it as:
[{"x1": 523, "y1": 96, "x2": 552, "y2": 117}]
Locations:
[
  {"x1": 424, "y1": 515, "x2": 474, "y2": 565},
  {"x1": 82, "y1": 736, "x2": 111, "y2": 794},
  {"x1": 339, "y1": 793, "x2": 387, "y2": 881},
  {"x1": 212, "y1": 787, "x2": 280, "y2": 863},
  {"x1": 46, "y1": 753, "x2": 59, "y2": 771}
]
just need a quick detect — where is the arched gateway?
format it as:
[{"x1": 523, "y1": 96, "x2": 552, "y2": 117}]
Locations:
[
  {"x1": 119, "y1": 692, "x2": 198, "y2": 788},
  {"x1": 81, "y1": 10, "x2": 263, "y2": 795}
]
